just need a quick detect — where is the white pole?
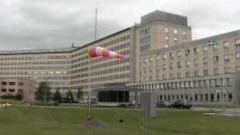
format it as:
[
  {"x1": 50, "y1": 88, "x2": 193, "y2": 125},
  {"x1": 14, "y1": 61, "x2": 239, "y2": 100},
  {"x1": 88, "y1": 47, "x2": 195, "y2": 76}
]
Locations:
[
  {"x1": 94, "y1": 8, "x2": 98, "y2": 41},
  {"x1": 88, "y1": 58, "x2": 92, "y2": 120}
]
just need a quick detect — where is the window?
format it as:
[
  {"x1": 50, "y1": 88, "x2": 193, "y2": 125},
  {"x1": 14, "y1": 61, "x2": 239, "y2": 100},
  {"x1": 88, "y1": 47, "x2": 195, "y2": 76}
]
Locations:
[
  {"x1": 185, "y1": 72, "x2": 190, "y2": 77},
  {"x1": 9, "y1": 82, "x2": 16, "y2": 85},
  {"x1": 9, "y1": 89, "x2": 15, "y2": 92},
  {"x1": 170, "y1": 52, "x2": 174, "y2": 58},
  {"x1": 214, "y1": 68, "x2": 219, "y2": 75},
  {"x1": 185, "y1": 49, "x2": 190, "y2": 56},
  {"x1": 194, "y1": 59, "x2": 199, "y2": 66},
  {"x1": 223, "y1": 41, "x2": 229, "y2": 48},
  {"x1": 143, "y1": 58, "x2": 147, "y2": 63},
  {"x1": 228, "y1": 93, "x2": 232, "y2": 102},
  {"x1": 213, "y1": 44, "x2": 218, "y2": 50},
  {"x1": 174, "y1": 29, "x2": 178, "y2": 34},
  {"x1": 194, "y1": 71, "x2": 199, "y2": 76},
  {"x1": 177, "y1": 61, "x2": 181, "y2": 68},
  {"x1": 203, "y1": 46, "x2": 208, "y2": 52},
  {"x1": 165, "y1": 27, "x2": 169, "y2": 32},
  {"x1": 150, "y1": 57, "x2": 153, "y2": 62},
  {"x1": 185, "y1": 60, "x2": 190, "y2": 67},
  {"x1": 224, "y1": 55, "x2": 230, "y2": 62},
  {"x1": 177, "y1": 51, "x2": 182, "y2": 57},
  {"x1": 203, "y1": 69, "x2": 208, "y2": 76},
  {"x1": 1, "y1": 89, "x2": 7, "y2": 92},
  {"x1": 177, "y1": 73, "x2": 181, "y2": 78},
  {"x1": 163, "y1": 54, "x2": 167, "y2": 60},
  {"x1": 203, "y1": 57, "x2": 208, "y2": 64},
  {"x1": 2, "y1": 82, "x2": 7, "y2": 85},
  {"x1": 169, "y1": 63, "x2": 174, "y2": 69},
  {"x1": 236, "y1": 53, "x2": 240, "y2": 59},
  {"x1": 225, "y1": 67, "x2": 231, "y2": 73},
  {"x1": 165, "y1": 36, "x2": 169, "y2": 40},
  {"x1": 174, "y1": 37, "x2": 178, "y2": 42},
  {"x1": 235, "y1": 39, "x2": 240, "y2": 46},
  {"x1": 165, "y1": 44, "x2": 169, "y2": 48},
  {"x1": 194, "y1": 47, "x2": 199, "y2": 54},
  {"x1": 162, "y1": 64, "x2": 166, "y2": 71},
  {"x1": 236, "y1": 66, "x2": 240, "y2": 72},
  {"x1": 213, "y1": 56, "x2": 219, "y2": 63},
  {"x1": 183, "y1": 31, "x2": 186, "y2": 35}
]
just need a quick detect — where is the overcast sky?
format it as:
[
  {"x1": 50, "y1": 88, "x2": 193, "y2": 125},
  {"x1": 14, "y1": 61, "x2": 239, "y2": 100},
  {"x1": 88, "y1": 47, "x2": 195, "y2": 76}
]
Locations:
[{"x1": 0, "y1": 0, "x2": 240, "y2": 50}]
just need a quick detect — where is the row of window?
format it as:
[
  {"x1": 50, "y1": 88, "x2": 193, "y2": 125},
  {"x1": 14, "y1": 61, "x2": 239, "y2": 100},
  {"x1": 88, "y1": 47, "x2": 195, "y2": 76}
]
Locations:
[
  {"x1": 128, "y1": 78, "x2": 232, "y2": 90},
  {"x1": 144, "y1": 39, "x2": 240, "y2": 63},
  {"x1": 155, "y1": 93, "x2": 232, "y2": 102},
  {"x1": 0, "y1": 61, "x2": 69, "y2": 66},
  {"x1": 91, "y1": 73, "x2": 130, "y2": 82},
  {"x1": 0, "y1": 55, "x2": 69, "y2": 61},
  {"x1": 1, "y1": 82, "x2": 24, "y2": 86},
  {"x1": 1, "y1": 89, "x2": 19, "y2": 92}
]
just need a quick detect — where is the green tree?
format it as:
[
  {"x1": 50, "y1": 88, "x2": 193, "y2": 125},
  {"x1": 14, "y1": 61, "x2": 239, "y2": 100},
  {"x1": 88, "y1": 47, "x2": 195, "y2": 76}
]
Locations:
[
  {"x1": 35, "y1": 82, "x2": 52, "y2": 102},
  {"x1": 77, "y1": 87, "x2": 84, "y2": 101},
  {"x1": 52, "y1": 88, "x2": 62, "y2": 103},
  {"x1": 66, "y1": 90, "x2": 74, "y2": 103},
  {"x1": 15, "y1": 90, "x2": 24, "y2": 100}
]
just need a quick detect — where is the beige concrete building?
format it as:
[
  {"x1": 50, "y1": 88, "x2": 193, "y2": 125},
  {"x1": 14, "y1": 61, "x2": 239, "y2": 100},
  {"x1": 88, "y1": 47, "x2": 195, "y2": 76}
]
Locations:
[
  {"x1": 128, "y1": 30, "x2": 240, "y2": 105},
  {"x1": 0, "y1": 10, "x2": 190, "y2": 94},
  {"x1": 0, "y1": 78, "x2": 36, "y2": 102},
  {"x1": 0, "y1": 10, "x2": 239, "y2": 105}
]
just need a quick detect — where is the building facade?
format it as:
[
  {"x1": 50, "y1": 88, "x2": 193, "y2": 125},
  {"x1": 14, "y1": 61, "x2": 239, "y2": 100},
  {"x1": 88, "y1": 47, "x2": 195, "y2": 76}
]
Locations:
[
  {"x1": 0, "y1": 10, "x2": 191, "y2": 92},
  {"x1": 128, "y1": 30, "x2": 240, "y2": 105},
  {"x1": 0, "y1": 78, "x2": 36, "y2": 102},
  {"x1": 0, "y1": 10, "x2": 239, "y2": 105}
]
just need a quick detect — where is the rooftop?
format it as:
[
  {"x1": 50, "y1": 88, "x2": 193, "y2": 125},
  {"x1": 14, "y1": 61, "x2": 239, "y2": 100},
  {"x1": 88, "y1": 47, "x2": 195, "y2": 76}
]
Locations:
[{"x1": 141, "y1": 10, "x2": 188, "y2": 26}]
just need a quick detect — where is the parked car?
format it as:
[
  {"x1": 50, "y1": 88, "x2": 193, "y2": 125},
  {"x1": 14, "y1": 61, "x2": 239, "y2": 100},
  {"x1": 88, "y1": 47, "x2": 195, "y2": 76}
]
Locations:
[
  {"x1": 170, "y1": 100, "x2": 191, "y2": 109},
  {"x1": 157, "y1": 101, "x2": 171, "y2": 108}
]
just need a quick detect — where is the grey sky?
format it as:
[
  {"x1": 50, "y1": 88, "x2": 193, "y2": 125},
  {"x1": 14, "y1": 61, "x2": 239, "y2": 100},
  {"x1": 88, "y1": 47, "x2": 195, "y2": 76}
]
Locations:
[{"x1": 0, "y1": 0, "x2": 239, "y2": 50}]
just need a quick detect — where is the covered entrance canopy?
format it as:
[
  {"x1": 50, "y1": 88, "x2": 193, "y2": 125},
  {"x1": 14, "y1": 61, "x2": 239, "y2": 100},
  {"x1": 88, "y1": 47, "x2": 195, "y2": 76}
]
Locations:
[{"x1": 93, "y1": 83, "x2": 140, "y2": 106}]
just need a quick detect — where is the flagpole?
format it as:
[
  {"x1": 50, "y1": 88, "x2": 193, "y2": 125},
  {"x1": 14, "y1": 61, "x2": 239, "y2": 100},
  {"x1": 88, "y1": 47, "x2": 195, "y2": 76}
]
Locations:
[
  {"x1": 87, "y1": 7, "x2": 98, "y2": 120},
  {"x1": 88, "y1": 57, "x2": 92, "y2": 120}
]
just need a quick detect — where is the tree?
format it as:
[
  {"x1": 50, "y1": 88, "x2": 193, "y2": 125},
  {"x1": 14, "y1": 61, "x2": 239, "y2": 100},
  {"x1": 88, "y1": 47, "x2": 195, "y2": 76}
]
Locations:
[
  {"x1": 52, "y1": 88, "x2": 62, "y2": 103},
  {"x1": 65, "y1": 90, "x2": 74, "y2": 103},
  {"x1": 77, "y1": 87, "x2": 84, "y2": 101},
  {"x1": 35, "y1": 82, "x2": 52, "y2": 102},
  {"x1": 15, "y1": 90, "x2": 24, "y2": 100}
]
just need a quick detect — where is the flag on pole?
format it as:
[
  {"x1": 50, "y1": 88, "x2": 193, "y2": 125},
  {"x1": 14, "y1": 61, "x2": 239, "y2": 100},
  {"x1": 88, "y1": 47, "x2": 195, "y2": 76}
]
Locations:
[{"x1": 88, "y1": 46, "x2": 125, "y2": 59}]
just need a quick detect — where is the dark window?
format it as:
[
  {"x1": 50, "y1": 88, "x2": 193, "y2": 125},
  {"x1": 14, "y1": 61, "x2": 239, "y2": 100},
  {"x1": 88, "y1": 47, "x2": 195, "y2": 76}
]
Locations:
[
  {"x1": 9, "y1": 89, "x2": 15, "y2": 92},
  {"x1": 185, "y1": 49, "x2": 190, "y2": 56},
  {"x1": 19, "y1": 82, "x2": 24, "y2": 86},
  {"x1": 1, "y1": 89, "x2": 7, "y2": 92},
  {"x1": 2, "y1": 82, "x2": 7, "y2": 85},
  {"x1": 9, "y1": 82, "x2": 16, "y2": 85}
]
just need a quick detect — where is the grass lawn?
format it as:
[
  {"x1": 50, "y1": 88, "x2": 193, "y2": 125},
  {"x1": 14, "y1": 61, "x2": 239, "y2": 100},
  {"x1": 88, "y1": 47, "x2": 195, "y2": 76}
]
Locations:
[{"x1": 0, "y1": 106, "x2": 239, "y2": 135}]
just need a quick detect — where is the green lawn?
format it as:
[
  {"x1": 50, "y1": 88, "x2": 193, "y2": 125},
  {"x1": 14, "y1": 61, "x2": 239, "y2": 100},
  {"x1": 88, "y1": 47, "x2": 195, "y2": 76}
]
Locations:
[{"x1": 0, "y1": 106, "x2": 239, "y2": 135}]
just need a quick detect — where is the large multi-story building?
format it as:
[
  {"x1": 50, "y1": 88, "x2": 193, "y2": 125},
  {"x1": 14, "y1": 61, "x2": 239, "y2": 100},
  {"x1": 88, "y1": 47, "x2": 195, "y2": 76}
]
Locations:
[
  {"x1": 128, "y1": 30, "x2": 240, "y2": 105},
  {"x1": 0, "y1": 10, "x2": 239, "y2": 105},
  {"x1": 0, "y1": 10, "x2": 191, "y2": 91}
]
